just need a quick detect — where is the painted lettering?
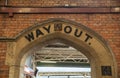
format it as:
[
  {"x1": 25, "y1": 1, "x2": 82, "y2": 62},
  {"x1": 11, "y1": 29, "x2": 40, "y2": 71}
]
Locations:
[
  {"x1": 85, "y1": 33, "x2": 92, "y2": 42},
  {"x1": 25, "y1": 32, "x2": 34, "y2": 42},
  {"x1": 36, "y1": 29, "x2": 44, "y2": 38},
  {"x1": 74, "y1": 29, "x2": 83, "y2": 37},
  {"x1": 64, "y1": 26, "x2": 72, "y2": 33},
  {"x1": 43, "y1": 25, "x2": 51, "y2": 33},
  {"x1": 24, "y1": 23, "x2": 93, "y2": 46}
]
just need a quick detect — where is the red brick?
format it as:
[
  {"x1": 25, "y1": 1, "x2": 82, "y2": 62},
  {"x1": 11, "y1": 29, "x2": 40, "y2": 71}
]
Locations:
[
  {"x1": 0, "y1": 0, "x2": 120, "y2": 77},
  {"x1": 0, "y1": 0, "x2": 119, "y2": 7}
]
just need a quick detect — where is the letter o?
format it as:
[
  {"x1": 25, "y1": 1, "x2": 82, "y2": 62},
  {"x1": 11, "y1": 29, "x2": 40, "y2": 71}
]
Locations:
[{"x1": 64, "y1": 26, "x2": 72, "y2": 34}]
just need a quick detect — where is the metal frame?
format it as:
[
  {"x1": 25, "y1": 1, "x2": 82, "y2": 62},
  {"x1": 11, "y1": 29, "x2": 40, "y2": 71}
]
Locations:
[
  {"x1": 0, "y1": 7, "x2": 120, "y2": 17},
  {"x1": 34, "y1": 47, "x2": 89, "y2": 64},
  {"x1": 38, "y1": 72, "x2": 91, "y2": 76}
]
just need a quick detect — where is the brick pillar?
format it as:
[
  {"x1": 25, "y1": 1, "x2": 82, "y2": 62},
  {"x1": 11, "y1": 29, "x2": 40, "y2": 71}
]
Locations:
[{"x1": 0, "y1": 65, "x2": 9, "y2": 78}]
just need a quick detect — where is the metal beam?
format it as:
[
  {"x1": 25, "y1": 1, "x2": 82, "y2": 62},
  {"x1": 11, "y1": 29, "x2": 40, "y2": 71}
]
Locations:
[
  {"x1": 36, "y1": 62, "x2": 90, "y2": 68},
  {"x1": 0, "y1": 7, "x2": 120, "y2": 14},
  {"x1": 38, "y1": 72, "x2": 91, "y2": 76},
  {"x1": 35, "y1": 48, "x2": 89, "y2": 63}
]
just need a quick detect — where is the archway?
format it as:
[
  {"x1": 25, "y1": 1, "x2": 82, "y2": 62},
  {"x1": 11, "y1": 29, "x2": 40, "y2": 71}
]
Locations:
[
  {"x1": 20, "y1": 38, "x2": 92, "y2": 78},
  {"x1": 5, "y1": 18, "x2": 117, "y2": 78}
]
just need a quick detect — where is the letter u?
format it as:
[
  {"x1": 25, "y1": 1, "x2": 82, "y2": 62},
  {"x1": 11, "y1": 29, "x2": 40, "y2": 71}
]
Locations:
[{"x1": 74, "y1": 29, "x2": 83, "y2": 37}]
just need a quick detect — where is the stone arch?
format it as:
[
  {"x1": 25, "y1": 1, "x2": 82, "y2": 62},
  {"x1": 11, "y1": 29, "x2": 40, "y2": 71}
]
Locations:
[{"x1": 5, "y1": 18, "x2": 117, "y2": 78}]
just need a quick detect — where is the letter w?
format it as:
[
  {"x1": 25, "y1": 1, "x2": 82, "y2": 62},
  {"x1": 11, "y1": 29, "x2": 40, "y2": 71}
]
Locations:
[{"x1": 25, "y1": 32, "x2": 34, "y2": 42}]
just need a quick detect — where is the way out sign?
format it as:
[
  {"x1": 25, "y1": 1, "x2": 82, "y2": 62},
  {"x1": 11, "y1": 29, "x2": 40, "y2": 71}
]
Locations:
[{"x1": 25, "y1": 23, "x2": 93, "y2": 46}]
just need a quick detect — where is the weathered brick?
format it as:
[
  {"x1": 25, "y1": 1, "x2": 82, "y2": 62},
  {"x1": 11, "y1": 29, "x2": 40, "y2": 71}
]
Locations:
[
  {"x1": 0, "y1": 0, "x2": 120, "y2": 78},
  {"x1": 0, "y1": 0, "x2": 120, "y2": 7},
  {"x1": 0, "y1": 65, "x2": 9, "y2": 78}
]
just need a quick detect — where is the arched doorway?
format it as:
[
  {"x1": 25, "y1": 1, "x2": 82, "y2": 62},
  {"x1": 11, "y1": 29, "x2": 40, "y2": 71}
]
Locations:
[
  {"x1": 5, "y1": 18, "x2": 117, "y2": 78},
  {"x1": 21, "y1": 41, "x2": 91, "y2": 78}
]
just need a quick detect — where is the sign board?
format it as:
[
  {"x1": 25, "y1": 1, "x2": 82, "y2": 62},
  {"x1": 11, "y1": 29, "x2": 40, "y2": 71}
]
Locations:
[{"x1": 101, "y1": 66, "x2": 112, "y2": 76}]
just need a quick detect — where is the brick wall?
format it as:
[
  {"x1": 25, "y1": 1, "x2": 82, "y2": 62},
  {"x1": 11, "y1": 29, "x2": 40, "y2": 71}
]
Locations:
[
  {"x1": 0, "y1": 0, "x2": 120, "y2": 78},
  {"x1": 0, "y1": 14, "x2": 120, "y2": 78},
  {"x1": 0, "y1": 42, "x2": 9, "y2": 78},
  {"x1": 0, "y1": 0, "x2": 120, "y2": 7}
]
